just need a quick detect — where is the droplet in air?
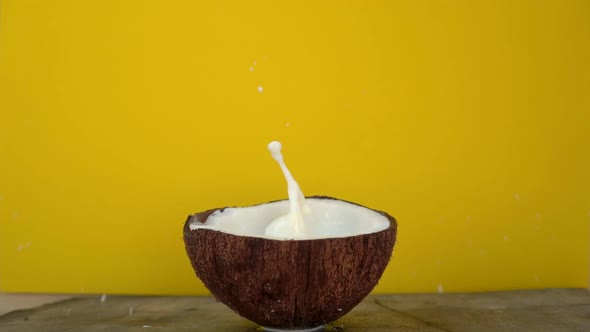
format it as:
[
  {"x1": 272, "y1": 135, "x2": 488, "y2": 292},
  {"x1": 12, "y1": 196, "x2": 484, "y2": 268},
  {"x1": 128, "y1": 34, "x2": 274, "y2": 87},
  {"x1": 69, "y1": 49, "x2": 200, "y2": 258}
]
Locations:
[
  {"x1": 285, "y1": 122, "x2": 291, "y2": 127},
  {"x1": 257, "y1": 86, "x2": 263, "y2": 93},
  {"x1": 465, "y1": 215, "x2": 472, "y2": 223},
  {"x1": 534, "y1": 275, "x2": 540, "y2": 282},
  {"x1": 17, "y1": 244, "x2": 24, "y2": 251},
  {"x1": 129, "y1": 307, "x2": 134, "y2": 316},
  {"x1": 100, "y1": 294, "x2": 107, "y2": 303},
  {"x1": 249, "y1": 66, "x2": 254, "y2": 72},
  {"x1": 503, "y1": 235, "x2": 510, "y2": 241},
  {"x1": 66, "y1": 308, "x2": 72, "y2": 317},
  {"x1": 437, "y1": 284, "x2": 444, "y2": 293},
  {"x1": 143, "y1": 325, "x2": 152, "y2": 328},
  {"x1": 514, "y1": 193, "x2": 521, "y2": 201},
  {"x1": 479, "y1": 248, "x2": 487, "y2": 256}
]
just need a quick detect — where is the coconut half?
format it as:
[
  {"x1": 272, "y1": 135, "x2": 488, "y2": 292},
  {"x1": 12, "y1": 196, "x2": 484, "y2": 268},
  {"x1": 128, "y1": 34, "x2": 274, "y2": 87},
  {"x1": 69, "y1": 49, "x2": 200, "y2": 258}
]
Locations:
[{"x1": 183, "y1": 195, "x2": 397, "y2": 330}]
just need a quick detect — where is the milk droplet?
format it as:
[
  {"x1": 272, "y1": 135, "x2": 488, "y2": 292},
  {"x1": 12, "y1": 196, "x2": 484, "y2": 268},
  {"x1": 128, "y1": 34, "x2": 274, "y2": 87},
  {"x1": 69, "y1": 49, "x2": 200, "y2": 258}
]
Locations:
[
  {"x1": 100, "y1": 294, "x2": 107, "y2": 303},
  {"x1": 437, "y1": 284, "x2": 444, "y2": 293},
  {"x1": 129, "y1": 307, "x2": 134, "y2": 316},
  {"x1": 249, "y1": 66, "x2": 254, "y2": 72},
  {"x1": 257, "y1": 86, "x2": 264, "y2": 93}
]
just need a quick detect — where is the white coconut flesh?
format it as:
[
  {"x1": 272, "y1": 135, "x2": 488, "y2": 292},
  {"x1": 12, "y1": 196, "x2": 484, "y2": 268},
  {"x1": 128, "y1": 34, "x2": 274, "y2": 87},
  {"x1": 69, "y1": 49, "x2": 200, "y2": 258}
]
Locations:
[{"x1": 188, "y1": 198, "x2": 390, "y2": 240}]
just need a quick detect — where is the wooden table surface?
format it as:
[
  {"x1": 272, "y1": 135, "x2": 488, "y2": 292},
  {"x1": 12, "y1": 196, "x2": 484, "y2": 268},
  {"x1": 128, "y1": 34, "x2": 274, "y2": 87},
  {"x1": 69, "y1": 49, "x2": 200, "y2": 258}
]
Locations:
[{"x1": 1, "y1": 289, "x2": 589, "y2": 331}]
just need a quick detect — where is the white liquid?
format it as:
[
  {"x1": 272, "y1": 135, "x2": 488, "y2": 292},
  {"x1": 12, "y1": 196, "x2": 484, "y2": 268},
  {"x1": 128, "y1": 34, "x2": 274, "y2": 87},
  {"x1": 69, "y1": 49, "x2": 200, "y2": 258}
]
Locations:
[
  {"x1": 265, "y1": 141, "x2": 308, "y2": 239},
  {"x1": 189, "y1": 142, "x2": 390, "y2": 240},
  {"x1": 189, "y1": 198, "x2": 389, "y2": 240}
]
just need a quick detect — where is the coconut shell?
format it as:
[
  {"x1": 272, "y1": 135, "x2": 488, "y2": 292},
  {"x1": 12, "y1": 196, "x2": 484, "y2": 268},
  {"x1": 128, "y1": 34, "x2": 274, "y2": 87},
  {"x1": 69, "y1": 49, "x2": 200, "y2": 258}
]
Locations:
[{"x1": 183, "y1": 196, "x2": 397, "y2": 329}]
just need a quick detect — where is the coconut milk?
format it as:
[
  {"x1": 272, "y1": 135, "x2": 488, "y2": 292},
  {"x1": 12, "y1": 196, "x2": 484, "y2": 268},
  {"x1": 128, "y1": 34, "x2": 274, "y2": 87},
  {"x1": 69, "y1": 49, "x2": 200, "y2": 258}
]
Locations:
[{"x1": 265, "y1": 141, "x2": 309, "y2": 239}]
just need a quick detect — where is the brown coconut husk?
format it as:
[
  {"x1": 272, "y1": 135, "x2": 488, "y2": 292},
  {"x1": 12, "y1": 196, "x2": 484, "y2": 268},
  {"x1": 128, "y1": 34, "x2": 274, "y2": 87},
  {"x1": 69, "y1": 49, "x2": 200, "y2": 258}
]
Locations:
[{"x1": 183, "y1": 196, "x2": 397, "y2": 329}]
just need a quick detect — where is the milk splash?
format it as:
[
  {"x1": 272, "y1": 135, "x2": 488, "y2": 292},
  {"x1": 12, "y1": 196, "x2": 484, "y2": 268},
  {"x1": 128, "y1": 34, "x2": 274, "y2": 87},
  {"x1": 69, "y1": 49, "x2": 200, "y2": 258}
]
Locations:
[{"x1": 265, "y1": 141, "x2": 309, "y2": 239}]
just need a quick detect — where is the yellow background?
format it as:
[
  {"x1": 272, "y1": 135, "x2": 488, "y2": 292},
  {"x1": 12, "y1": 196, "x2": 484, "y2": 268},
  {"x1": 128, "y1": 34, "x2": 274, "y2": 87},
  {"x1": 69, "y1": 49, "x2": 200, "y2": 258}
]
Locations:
[{"x1": 1, "y1": 0, "x2": 589, "y2": 295}]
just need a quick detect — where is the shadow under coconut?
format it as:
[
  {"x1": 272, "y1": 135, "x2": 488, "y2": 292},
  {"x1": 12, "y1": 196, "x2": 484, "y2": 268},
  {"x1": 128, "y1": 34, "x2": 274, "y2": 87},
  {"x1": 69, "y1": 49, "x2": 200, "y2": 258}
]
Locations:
[{"x1": 255, "y1": 323, "x2": 345, "y2": 331}]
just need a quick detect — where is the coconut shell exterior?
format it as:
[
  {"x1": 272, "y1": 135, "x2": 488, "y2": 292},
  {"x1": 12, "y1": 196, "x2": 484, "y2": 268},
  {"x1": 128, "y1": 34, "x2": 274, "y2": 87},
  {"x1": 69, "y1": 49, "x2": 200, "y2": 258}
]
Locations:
[{"x1": 183, "y1": 196, "x2": 397, "y2": 329}]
